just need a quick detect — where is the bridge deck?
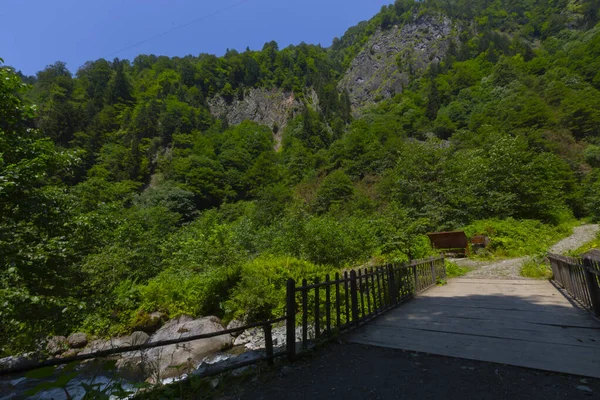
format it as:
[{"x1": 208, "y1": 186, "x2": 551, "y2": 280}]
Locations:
[{"x1": 347, "y1": 278, "x2": 600, "y2": 378}]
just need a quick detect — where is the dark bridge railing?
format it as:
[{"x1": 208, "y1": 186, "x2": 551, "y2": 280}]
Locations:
[
  {"x1": 548, "y1": 253, "x2": 600, "y2": 317},
  {"x1": 285, "y1": 256, "x2": 446, "y2": 360}
]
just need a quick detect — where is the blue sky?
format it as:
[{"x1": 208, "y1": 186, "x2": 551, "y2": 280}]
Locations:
[{"x1": 1, "y1": 0, "x2": 392, "y2": 76}]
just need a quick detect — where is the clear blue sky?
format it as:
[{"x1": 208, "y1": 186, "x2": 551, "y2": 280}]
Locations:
[{"x1": 1, "y1": 0, "x2": 392, "y2": 76}]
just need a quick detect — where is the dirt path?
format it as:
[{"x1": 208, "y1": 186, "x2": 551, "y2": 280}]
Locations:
[{"x1": 460, "y1": 224, "x2": 599, "y2": 280}]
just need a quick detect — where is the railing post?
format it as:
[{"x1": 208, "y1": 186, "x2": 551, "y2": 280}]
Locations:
[
  {"x1": 286, "y1": 278, "x2": 296, "y2": 361},
  {"x1": 430, "y1": 257, "x2": 436, "y2": 285},
  {"x1": 263, "y1": 323, "x2": 274, "y2": 365},
  {"x1": 350, "y1": 270, "x2": 359, "y2": 327},
  {"x1": 413, "y1": 264, "x2": 419, "y2": 294},
  {"x1": 583, "y1": 258, "x2": 600, "y2": 317},
  {"x1": 440, "y1": 256, "x2": 447, "y2": 280},
  {"x1": 387, "y1": 264, "x2": 396, "y2": 305},
  {"x1": 302, "y1": 279, "x2": 308, "y2": 350}
]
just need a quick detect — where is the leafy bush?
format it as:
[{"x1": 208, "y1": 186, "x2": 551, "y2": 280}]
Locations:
[
  {"x1": 520, "y1": 255, "x2": 552, "y2": 279},
  {"x1": 445, "y1": 261, "x2": 470, "y2": 278},
  {"x1": 463, "y1": 219, "x2": 573, "y2": 258},
  {"x1": 225, "y1": 256, "x2": 334, "y2": 322}
]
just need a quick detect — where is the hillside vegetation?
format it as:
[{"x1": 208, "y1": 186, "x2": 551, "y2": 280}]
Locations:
[{"x1": 2, "y1": 0, "x2": 600, "y2": 355}]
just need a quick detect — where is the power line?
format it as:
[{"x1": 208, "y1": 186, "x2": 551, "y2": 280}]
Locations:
[{"x1": 104, "y1": 0, "x2": 252, "y2": 59}]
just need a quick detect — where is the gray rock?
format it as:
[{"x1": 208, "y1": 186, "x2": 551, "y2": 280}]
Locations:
[
  {"x1": 130, "y1": 316, "x2": 232, "y2": 381},
  {"x1": 577, "y1": 385, "x2": 593, "y2": 393},
  {"x1": 46, "y1": 336, "x2": 68, "y2": 356},
  {"x1": 79, "y1": 331, "x2": 150, "y2": 356},
  {"x1": 129, "y1": 331, "x2": 150, "y2": 346},
  {"x1": 226, "y1": 319, "x2": 246, "y2": 337},
  {"x1": 61, "y1": 349, "x2": 81, "y2": 358},
  {"x1": 208, "y1": 88, "x2": 318, "y2": 150},
  {"x1": 339, "y1": 15, "x2": 456, "y2": 111},
  {"x1": 234, "y1": 325, "x2": 312, "y2": 351},
  {"x1": 67, "y1": 332, "x2": 88, "y2": 349},
  {"x1": 0, "y1": 353, "x2": 38, "y2": 370}
]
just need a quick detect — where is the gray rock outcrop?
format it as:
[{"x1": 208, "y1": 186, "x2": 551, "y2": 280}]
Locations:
[
  {"x1": 339, "y1": 15, "x2": 456, "y2": 110},
  {"x1": 208, "y1": 88, "x2": 318, "y2": 149},
  {"x1": 67, "y1": 332, "x2": 88, "y2": 349}
]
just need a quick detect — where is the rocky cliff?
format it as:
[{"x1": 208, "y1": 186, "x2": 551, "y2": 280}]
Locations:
[
  {"x1": 208, "y1": 89, "x2": 319, "y2": 148},
  {"x1": 339, "y1": 15, "x2": 457, "y2": 110}
]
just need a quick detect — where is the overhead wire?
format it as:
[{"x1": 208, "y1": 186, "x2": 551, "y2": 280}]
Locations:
[{"x1": 104, "y1": 0, "x2": 252, "y2": 58}]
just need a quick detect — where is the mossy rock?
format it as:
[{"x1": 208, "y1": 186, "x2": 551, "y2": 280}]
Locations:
[{"x1": 132, "y1": 311, "x2": 167, "y2": 334}]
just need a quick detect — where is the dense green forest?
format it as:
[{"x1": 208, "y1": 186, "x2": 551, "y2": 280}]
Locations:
[{"x1": 2, "y1": 0, "x2": 600, "y2": 355}]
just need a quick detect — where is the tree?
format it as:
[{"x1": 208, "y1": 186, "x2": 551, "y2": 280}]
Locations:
[
  {"x1": 106, "y1": 58, "x2": 133, "y2": 104},
  {"x1": 0, "y1": 61, "x2": 83, "y2": 353}
]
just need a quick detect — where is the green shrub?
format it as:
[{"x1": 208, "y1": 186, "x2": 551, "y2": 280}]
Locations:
[
  {"x1": 445, "y1": 261, "x2": 470, "y2": 278},
  {"x1": 225, "y1": 256, "x2": 334, "y2": 322},
  {"x1": 520, "y1": 255, "x2": 552, "y2": 279},
  {"x1": 463, "y1": 218, "x2": 573, "y2": 258}
]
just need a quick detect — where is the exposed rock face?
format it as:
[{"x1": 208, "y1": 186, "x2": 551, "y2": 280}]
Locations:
[
  {"x1": 208, "y1": 88, "x2": 317, "y2": 149},
  {"x1": 339, "y1": 15, "x2": 456, "y2": 110},
  {"x1": 67, "y1": 333, "x2": 88, "y2": 349}
]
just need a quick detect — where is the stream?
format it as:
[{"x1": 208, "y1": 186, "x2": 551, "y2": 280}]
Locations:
[{"x1": 0, "y1": 346, "x2": 266, "y2": 399}]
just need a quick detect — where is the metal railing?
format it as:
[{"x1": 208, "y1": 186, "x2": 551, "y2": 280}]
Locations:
[
  {"x1": 285, "y1": 256, "x2": 446, "y2": 359},
  {"x1": 548, "y1": 253, "x2": 600, "y2": 317}
]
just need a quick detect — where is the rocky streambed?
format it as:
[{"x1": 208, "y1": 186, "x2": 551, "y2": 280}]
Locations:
[{"x1": 1, "y1": 315, "x2": 308, "y2": 399}]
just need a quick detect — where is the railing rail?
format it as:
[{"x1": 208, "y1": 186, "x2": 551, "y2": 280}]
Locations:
[
  {"x1": 548, "y1": 253, "x2": 600, "y2": 317},
  {"x1": 285, "y1": 256, "x2": 446, "y2": 360}
]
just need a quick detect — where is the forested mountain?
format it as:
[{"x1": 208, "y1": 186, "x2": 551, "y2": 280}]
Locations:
[{"x1": 2, "y1": 0, "x2": 600, "y2": 355}]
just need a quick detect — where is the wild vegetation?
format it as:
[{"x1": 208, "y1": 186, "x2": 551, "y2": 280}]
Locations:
[{"x1": 2, "y1": 0, "x2": 600, "y2": 356}]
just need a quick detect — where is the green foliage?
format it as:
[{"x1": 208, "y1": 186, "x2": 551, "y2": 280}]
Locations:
[
  {"x1": 463, "y1": 219, "x2": 574, "y2": 258},
  {"x1": 520, "y1": 254, "x2": 552, "y2": 279},
  {"x1": 445, "y1": 260, "x2": 470, "y2": 278},
  {"x1": 226, "y1": 256, "x2": 333, "y2": 321}
]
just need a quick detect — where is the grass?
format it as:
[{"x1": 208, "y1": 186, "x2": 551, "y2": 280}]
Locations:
[
  {"x1": 445, "y1": 260, "x2": 470, "y2": 278},
  {"x1": 520, "y1": 255, "x2": 552, "y2": 279},
  {"x1": 567, "y1": 231, "x2": 600, "y2": 257}
]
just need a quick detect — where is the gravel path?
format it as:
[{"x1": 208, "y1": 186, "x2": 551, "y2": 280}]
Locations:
[
  {"x1": 549, "y1": 224, "x2": 599, "y2": 254},
  {"x1": 228, "y1": 343, "x2": 598, "y2": 400},
  {"x1": 460, "y1": 224, "x2": 599, "y2": 280}
]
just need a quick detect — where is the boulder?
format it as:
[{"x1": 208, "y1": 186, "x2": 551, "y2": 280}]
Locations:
[
  {"x1": 226, "y1": 319, "x2": 246, "y2": 337},
  {"x1": 0, "y1": 353, "x2": 38, "y2": 371},
  {"x1": 46, "y1": 336, "x2": 68, "y2": 356},
  {"x1": 79, "y1": 331, "x2": 150, "y2": 356},
  {"x1": 62, "y1": 349, "x2": 81, "y2": 358},
  {"x1": 138, "y1": 315, "x2": 232, "y2": 380},
  {"x1": 132, "y1": 312, "x2": 167, "y2": 334},
  {"x1": 67, "y1": 332, "x2": 88, "y2": 349}
]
